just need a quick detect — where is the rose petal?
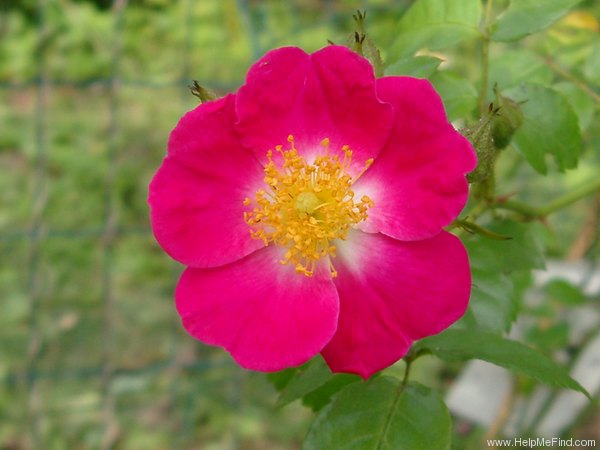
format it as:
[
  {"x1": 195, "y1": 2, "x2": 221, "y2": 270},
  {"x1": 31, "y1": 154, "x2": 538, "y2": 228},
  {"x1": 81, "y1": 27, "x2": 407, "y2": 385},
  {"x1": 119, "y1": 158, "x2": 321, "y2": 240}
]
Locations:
[
  {"x1": 176, "y1": 246, "x2": 339, "y2": 371},
  {"x1": 149, "y1": 95, "x2": 265, "y2": 268},
  {"x1": 354, "y1": 76, "x2": 477, "y2": 241},
  {"x1": 235, "y1": 46, "x2": 394, "y2": 176},
  {"x1": 321, "y1": 230, "x2": 471, "y2": 378}
]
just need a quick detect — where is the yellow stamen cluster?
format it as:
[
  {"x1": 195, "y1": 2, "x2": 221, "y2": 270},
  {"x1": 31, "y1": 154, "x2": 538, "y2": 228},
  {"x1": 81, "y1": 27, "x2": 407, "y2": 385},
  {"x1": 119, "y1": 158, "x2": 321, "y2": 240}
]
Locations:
[{"x1": 243, "y1": 135, "x2": 374, "y2": 277}]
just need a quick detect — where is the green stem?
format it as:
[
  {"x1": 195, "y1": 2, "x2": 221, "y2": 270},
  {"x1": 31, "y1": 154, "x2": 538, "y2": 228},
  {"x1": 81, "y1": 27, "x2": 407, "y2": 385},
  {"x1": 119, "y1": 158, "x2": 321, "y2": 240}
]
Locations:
[
  {"x1": 479, "y1": 40, "x2": 490, "y2": 115},
  {"x1": 495, "y1": 177, "x2": 600, "y2": 218},
  {"x1": 402, "y1": 358, "x2": 413, "y2": 388},
  {"x1": 468, "y1": 201, "x2": 491, "y2": 223},
  {"x1": 375, "y1": 363, "x2": 412, "y2": 450},
  {"x1": 478, "y1": 0, "x2": 494, "y2": 115},
  {"x1": 375, "y1": 374, "x2": 409, "y2": 450}
]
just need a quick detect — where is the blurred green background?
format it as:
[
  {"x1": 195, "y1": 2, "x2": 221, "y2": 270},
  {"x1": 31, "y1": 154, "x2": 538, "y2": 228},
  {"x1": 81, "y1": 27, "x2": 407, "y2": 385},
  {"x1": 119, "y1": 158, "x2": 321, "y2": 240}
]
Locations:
[
  {"x1": 2, "y1": 0, "x2": 600, "y2": 449},
  {"x1": 0, "y1": 1, "x2": 413, "y2": 449}
]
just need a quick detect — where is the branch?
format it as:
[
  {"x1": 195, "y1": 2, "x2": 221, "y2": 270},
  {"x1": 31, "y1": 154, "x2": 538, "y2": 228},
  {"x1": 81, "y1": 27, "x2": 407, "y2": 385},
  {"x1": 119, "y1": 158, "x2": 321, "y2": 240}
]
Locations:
[{"x1": 494, "y1": 177, "x2": 600, "y2": 219}]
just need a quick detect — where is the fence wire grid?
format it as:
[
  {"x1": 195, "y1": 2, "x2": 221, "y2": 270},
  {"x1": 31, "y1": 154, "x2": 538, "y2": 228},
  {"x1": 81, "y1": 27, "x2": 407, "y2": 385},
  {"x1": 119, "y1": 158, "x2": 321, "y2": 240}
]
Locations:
[{"x1": 0, "y1": 0, "x2": 411, "y2": 448}]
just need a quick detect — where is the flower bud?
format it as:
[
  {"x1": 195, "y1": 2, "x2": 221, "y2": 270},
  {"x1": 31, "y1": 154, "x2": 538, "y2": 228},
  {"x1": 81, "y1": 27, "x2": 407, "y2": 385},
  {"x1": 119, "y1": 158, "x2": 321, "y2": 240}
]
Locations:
[{"x1": 492, "y1": 93, "x2": 524, "y2": 150}]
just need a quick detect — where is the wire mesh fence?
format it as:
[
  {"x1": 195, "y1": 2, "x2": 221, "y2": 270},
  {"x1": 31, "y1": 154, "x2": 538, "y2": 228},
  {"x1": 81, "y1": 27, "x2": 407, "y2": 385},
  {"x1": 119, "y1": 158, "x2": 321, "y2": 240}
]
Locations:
[{"x1": 0, "y1": 0, "x2": 414, "y2": 448}]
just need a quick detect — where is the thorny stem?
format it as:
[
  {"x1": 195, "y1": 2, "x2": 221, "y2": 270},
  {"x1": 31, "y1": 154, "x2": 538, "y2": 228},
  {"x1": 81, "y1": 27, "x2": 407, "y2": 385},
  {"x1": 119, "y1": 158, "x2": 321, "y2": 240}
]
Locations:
[
  {"x1": 471, "y1": 0, "x2": 497, "y2": 209},
  {"x1": 494, "y1": 177, "x2": 600, "y2": 219}
]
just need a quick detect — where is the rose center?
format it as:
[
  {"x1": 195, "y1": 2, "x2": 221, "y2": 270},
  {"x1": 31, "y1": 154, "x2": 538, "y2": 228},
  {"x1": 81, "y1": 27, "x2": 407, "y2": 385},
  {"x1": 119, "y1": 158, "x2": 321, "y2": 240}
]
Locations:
[
  {"x1": 243, "y1": 135, "x2": 373, "y2": 277},
  {"x1": 294, "y1": 191, "x2": 321, "y2": 214}
]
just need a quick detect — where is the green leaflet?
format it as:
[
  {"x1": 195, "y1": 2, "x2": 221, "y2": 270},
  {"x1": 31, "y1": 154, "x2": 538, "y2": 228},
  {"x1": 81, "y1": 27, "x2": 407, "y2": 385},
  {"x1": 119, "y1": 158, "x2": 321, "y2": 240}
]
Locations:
[
  {"x1": 389, "y1": 0, "x2": 481, "y2": 59},
  {"x1": 491, "y1": 0, "x2": 584, "y2": 42},
  {"x1": 303, "y1": 378, "x2": 451, "y2": 450},
  {"x1": 413, "y1": 329, "x2": 589, "y2": 397},
  {"x1": 504, "y1": 84, "x2": 582, "y2": 174}
]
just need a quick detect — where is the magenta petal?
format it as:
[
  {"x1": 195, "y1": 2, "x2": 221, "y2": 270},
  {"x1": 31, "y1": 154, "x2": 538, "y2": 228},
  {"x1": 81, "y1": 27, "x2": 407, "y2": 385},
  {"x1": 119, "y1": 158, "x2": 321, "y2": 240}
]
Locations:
[
  {"x1": 321, "y1": 230, "x2": 471, "y2": 379},
  {"x1": 235, "y1": 46, "x2": 394, "y2": 176},
  {"x1": 176, "y1": 247, "x2": 339, "y2": 371},
  {"x1": 354, "y1": 76, "x2": 477, "y2": 241},
  {"x1": 149, "y1": 95, "x2": 265, "y2": 268}
]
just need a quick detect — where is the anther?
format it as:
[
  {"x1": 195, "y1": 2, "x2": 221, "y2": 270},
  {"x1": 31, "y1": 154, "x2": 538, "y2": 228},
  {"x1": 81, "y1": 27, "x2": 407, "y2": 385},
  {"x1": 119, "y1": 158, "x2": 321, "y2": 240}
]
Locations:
[{"x1": 243, "y1": 136, "x2": 373, "y2": 277}]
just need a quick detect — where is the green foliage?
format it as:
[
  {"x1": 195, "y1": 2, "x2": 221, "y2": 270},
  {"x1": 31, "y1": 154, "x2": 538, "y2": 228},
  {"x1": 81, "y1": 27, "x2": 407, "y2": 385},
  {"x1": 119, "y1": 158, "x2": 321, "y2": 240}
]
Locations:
[
  {"x1": 429, "y1": 71, "x2": 478, "y2": 121},
  {"x1": 2, "y1": 0, "x2": 600, "y2": 448},
  {"x1": 301, "y1": 372, "x2": 361, "y2": 412},
  {"x1": 583, "y1": 41, "x2": 600, "y2": 85},
  {"x1": 274, "y1": 357, "x2": 338, "y2": 407},
  {"x1": 385, "y1": 55, "x2": 443, "y2": 79},
  {"x1": 553, "y1": 81, "x2": 596, "y2": 132},
  {"x1": 268, "y1": 357, "x2": 361, "y2": 411},
  {"x1": 462, "y1": 220, "x2": 543, "y2": 332},
  {"x1": 390, "y1": 0, "x2": 482, "y2": 59},
  {"x1": 526, "y1": 322, "x2": 570, "y2": 352},
  {"x1": 488, "y1": 49, "x2": 553, "y2": 94},
  {"x1": 0, "y1": 11, "x2": 38, "y2": 80},
  {"x1": 491, "y1": 0, "x2": 585, "y2": 42},
  {"x1": 303, "y1": 378, "x2": 451, "y2": 450},
  {"x1": 544, "y1": 279, "x2": 587, "y2": 306},
  {"x1": 504, "y1": 84, "x2": 583, "y2": 174},
  {"x1": 414, "y1": 329, "x2": 589, "y2": 397}
]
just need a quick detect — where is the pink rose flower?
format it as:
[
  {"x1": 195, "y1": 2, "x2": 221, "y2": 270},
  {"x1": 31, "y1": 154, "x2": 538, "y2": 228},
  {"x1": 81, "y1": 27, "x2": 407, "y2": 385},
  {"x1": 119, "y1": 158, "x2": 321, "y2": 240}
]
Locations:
[{"x1": 149, "y1": 46, "x2": 476, "y2": 379}]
